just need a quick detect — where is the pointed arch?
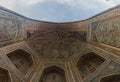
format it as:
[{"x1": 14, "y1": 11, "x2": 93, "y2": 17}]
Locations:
[
  {"x1": 0, "y1": 67, "x2": 11, "y2": 82},
  {"x1": 100, "y1": 74, "x2": 120, "y2": 82},
  {"x1": 39, "y1": 66, "x2": 66, "y2": 82},
  {"x1": 76, "y1": 52, "x2": 105, "y2": 79},
  {"x1": 7, "y1": 49, "x2": 33, "y2": 75}
]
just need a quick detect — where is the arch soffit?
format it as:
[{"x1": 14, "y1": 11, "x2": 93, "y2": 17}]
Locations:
[{"x1": 43, "y1": 64, "x2": 65, "y2": 71}]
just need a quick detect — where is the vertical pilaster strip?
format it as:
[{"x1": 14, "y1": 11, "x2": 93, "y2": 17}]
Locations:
[
  {"x1": 68, "y1": 62, "x2": 76, "y2": 82},
  {"x1": 30, "y1": 59, "x2": 44, "y2": 82},
  {"x1": 65, "y1": 62, "x2": 71, "y2": 82},
  {"x1": 65, "y1": 61, "x2": 77, "y2": 82},
  {"x1": 69, "y1": 61, "x2": 83, "y2": 82}
]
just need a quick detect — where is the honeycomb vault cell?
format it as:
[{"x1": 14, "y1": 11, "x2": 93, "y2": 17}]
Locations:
[
  {"x1": 39, "y1": 66, "x2": 66, "y2": 82},
  {"x1": 0, "y1": 67, "x2": 11, "y2": 82},
  {"x1": 100, "y1": 74, "x2": 120, "y2": 82},
  {"x1": 7, "y1": 49, "x2": 33, "y2": 75},
  {"x1": 77, "y1": 52, "x2": 105, "y2": 79}
]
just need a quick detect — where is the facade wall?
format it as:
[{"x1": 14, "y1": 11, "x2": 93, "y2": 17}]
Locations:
[{"x1": 0, "y1": 5, "x2": 120, "y2": 82}]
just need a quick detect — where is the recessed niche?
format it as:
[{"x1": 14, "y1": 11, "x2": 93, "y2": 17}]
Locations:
[
  {"x1": 39, "y1": 66, "x2": 66, "y2": 82},
  {"x1": 0, "y1": 67, "x2": 11, "y2": 82},
  {"x1": 100, "y1": 74, "x2": 120, "y2": 82},
  {"x1": 7, "y1": 49, "x2": 33, "y2": 75},
  {"x1": 77, "y1": 52, "x2": 105, "y2": 79}
]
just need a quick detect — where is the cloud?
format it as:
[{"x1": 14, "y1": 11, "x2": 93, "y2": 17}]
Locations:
[
  {"x1": 56, "y1": 0, "x2": 116, "y2": 8},
  {"x1": 0, "y1": 0, "x2": 16, "y2": 9},
  {"x1": 0, "y1": 0, "x2": 119, "y2": 10},
  {"x1": 0, "y1": 0, "x2": 45, "y2": 9},
  {"x1": 0, "y1": 0, "x2": 120, "y2": 22},
  {"x1": 19, "y1": 0, "x2": 44, "y2": 5}
]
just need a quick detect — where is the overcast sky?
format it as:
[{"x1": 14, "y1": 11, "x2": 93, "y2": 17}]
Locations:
[{"x1": 0, "y1": 0, "x2": 120, "y2": 22}]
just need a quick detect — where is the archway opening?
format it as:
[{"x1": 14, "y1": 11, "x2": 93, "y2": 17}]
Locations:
[
  {"x1": 7, "y1": 49, "x2": 33, "y2": 75},
  {"x1": 0, "y1": 67, "x2": 11, "y2": 82},
  {"x1": 39, "y1": 66, "x2": 66, "y2": 82},
  {"x1": 100, "y1": 74, "x2": 120, "y2": 82},
  {"x1": 76, "y1": 52, "x2": 105, "y2": 79}
]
